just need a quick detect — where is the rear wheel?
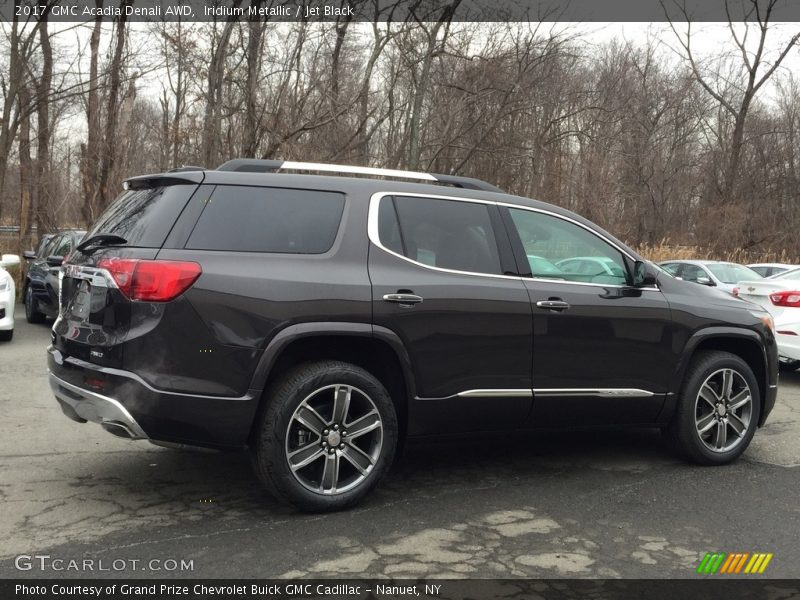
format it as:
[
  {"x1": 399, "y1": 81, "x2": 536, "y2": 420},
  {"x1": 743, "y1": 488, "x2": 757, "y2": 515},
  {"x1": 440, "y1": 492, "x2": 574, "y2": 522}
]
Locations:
[
  {"x1": 668, "y1": 350, "x2": 760, "y2": 465},
  {"x1": 251, "y1": 361, "x2": 398, "y2": 512},
  {"x1": 24, "y1": 285, "x2": 45, "y2": 324}
]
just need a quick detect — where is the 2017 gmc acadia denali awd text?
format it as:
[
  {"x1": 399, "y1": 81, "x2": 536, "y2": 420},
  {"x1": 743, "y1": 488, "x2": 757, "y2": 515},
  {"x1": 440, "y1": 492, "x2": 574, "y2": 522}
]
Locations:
[{"x1": 47, "y1": 159, "x2": 778, "y2": 511}]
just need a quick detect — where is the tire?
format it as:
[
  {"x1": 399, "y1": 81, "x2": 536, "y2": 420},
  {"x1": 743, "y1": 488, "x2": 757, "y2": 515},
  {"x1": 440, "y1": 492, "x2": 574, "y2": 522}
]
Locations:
[
  {"x1": 0, "y1": 329, "x2": 12, "y2": 342},
  {"x1": 24, "y1": 285, "x2": 45, "y2": 324},
  {"x1": 778, "y1": 358, "x2": 800, "y2": 372},
  {"x1": 251, "y1": 360, "x2": 398, "y2": 512},
  {"x1": 667, "y1": 350, "x2": 760, "y2": 465}
]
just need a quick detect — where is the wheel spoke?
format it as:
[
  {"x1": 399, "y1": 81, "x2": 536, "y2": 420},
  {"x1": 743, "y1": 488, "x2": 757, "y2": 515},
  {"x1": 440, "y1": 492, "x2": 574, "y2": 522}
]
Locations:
[
  {"x1": 699, "y1": 384, "x2": 719, "y2": 409},
  {"x1": 294, "y1": 403, "x2": 327, "y2": 435},
  {"x1": 721, "y1": 369, "x2": 734, "y2": 400},
  {"x1": 345, "y1": 410, "x2": 381, "y2": 439},
  {"x1": 332, "y1": 385, "x2": 352, "y2": 424},
  {"x1": 289, "y1": 444, "x2": 325, "y2": 471},
  {"x1": 729, "y1": 389, "x2": 751, "y2": 411},
  {"x1": 728, "y1": 413, "x2": 747, "y2": 437},
  {"x1": 342, "y1": 443, "x2": 374, "y2": 474},
  {"x1": 696, "y1": 412, "x2": 717, "y2": 434},
  {"x1": 320, "y1": 452, "x2": 339, "y2": 492},
  {"x1": 714, "y1": 419, "x2": 728, "y2": 449}
]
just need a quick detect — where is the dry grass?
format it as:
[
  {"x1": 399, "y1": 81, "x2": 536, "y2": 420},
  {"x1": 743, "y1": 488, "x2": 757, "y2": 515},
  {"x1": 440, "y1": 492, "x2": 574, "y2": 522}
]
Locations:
[{"x1": 633, "y1": 239, "x2": 799, "y2": 265}]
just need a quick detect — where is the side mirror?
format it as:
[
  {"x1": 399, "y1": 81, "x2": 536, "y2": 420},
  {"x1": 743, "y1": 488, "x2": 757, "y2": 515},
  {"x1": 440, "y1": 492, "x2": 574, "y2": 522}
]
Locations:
[
  {"x1": 46, "y1": 255, "x2": 64, "y2": 267},
  {"x1": 697, "y1": 276, "x2": 714, "y2": 286},
  {"x1": 22, "y1": 250, "x2": 36, "y2": 260},
  {"x1": 633, "y1": 260, "x2": 658, "y2": 287},
  {"x1": 0, "y1": 253, "x2": 21, "y2": 268}
]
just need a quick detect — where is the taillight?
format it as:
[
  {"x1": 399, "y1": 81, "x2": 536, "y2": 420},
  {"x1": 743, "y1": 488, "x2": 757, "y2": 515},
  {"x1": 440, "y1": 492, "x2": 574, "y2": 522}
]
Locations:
[
  {"x1": 97, "y1": 258, "x2": 201, "y2": 302},
  {"x1": 769, "y1": 291, "x2": 800, "y2": 307}
]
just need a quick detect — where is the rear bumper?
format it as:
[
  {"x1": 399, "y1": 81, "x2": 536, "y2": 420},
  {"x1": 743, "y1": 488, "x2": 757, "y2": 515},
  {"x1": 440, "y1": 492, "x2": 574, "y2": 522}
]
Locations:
[
  {"x1": 50, "y1": 373, "x2": 148, "y2": 439},
  {"x1": 48, "y1": 346, "x2": 260, "y2": 449}
]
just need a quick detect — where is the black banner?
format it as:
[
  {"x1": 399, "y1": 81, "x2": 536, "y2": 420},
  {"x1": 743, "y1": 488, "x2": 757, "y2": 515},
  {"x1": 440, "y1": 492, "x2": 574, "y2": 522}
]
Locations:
[
  {"x1": 4, "y1": 580, "x2": 800, "y2": 600},
  {"x1": 4, "y1": 0, "x2": 800, "y2": 23}
]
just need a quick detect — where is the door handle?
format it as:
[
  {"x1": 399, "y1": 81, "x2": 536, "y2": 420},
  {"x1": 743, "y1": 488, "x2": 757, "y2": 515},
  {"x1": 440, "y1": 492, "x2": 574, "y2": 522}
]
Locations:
[
  {"x1": 536, "y1": 299, "x2": 570, "y2": 311},
  {"x1": 383, "y1": 293, "x2": 423, "y2": 307}
]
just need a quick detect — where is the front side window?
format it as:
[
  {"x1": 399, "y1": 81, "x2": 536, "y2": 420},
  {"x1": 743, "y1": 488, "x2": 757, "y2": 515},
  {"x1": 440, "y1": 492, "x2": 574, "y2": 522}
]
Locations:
[
  {"x1": 187, "y1": 186, "x2": 345, "y2": 254},
  {"x1": 507, "y1": 208, "x2": 628, "y2": 286},
  {"x1": 680, "y1": 264, "x2": 710, "y2": 284},
  {"x1": 377, "y1": 195, "x2": 503, "y2": 275}
]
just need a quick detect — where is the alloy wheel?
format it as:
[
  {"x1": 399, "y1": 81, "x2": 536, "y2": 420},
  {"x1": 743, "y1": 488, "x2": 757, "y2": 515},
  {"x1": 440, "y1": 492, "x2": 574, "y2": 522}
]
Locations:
[
  {"x1": 694, "y1": 368, "x2": 753, "y2": 453},
  {"x1": 285, "y1": 384, "x2": 383, "y2": 495}
]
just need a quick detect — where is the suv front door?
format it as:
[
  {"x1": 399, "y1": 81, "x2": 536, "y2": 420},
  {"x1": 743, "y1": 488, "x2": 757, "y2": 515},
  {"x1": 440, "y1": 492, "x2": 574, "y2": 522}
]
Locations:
[
  {"x1": 501, "y1": 206, "x2": 674, "y2": 427},
  {"x1": 368, "y1": 193, "x2": 533, "y2": 435}
]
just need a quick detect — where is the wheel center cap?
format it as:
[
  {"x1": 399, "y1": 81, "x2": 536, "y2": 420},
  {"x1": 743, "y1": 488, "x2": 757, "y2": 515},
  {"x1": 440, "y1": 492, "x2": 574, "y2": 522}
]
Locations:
[
  {"x1": 326, "y1": 431, "x2": 341, "y2": 446},
  {"x1": 717, "y1": 404, "x2": 727, "y2": 417}
]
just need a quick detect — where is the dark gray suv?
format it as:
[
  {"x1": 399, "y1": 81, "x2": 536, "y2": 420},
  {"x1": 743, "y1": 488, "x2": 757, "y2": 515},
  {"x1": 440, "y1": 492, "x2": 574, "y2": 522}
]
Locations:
[{"x1": 48, "y1": 160, "x2": 778, "y2": 511}]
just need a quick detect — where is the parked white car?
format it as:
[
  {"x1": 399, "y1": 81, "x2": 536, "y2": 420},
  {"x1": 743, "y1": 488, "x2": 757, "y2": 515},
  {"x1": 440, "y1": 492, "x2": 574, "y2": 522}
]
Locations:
[
  {"x1": 747, "y1": 263, "x2": 798, "y2": 278},
  {"x1": 0, "y1": 254, "x2": 21, "y2": 341},
  {"x1": 658, "y1": 260, "x2": 762, "y2": 295},
  {"x1": 735, "y1": 268, "x2": 800, "y2": 369}
]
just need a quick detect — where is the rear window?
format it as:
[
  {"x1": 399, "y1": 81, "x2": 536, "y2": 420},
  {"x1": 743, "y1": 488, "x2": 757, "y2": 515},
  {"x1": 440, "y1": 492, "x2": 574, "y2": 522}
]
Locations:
[
  {"x1": 186, "y1": 185, "x2": 345, "y2": 254},
  {"x1": 86, "y1": 184, "x2": 196, "y2": 248},
  {"x1": 706, "y1": 263, "x2": 762, "y2": 284}
]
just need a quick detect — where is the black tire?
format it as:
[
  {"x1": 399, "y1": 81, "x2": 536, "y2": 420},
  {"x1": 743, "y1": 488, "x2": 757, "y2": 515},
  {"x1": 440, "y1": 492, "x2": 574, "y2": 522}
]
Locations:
[
  {"x1": 251, "y1": 360, "x2": 398, "y2": 512},
  {"x1": 24, "y1": 285, "x2": 45, "y2": 324},
  {"x1": 0, "y1": 329, "x2": 12, "y2": 342},
  {"x1": 779, "y1": 358, "x2": 800, "y2": 372},
  {"x1": 667, "y1": 350, "x2": 760, "y2": 465}
]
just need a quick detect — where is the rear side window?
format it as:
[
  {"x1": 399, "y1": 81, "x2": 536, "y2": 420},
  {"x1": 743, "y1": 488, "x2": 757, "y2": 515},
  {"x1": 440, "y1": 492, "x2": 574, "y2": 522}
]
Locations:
[
  {"x1": 186, "y1": 185, "x2": 345, "y2": 254},
  {"x1": 86, "y1": 184, "x2": 196, "y2": 248},
  {"x1": 377, "y1": 195, "x2": 502, "y2": 275}
]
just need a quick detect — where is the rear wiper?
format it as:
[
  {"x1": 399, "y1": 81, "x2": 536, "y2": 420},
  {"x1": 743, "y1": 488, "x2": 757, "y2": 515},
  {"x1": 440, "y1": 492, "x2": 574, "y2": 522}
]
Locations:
[{"x1": 76, "y1": 234, "x2": 128, "y2": 254}]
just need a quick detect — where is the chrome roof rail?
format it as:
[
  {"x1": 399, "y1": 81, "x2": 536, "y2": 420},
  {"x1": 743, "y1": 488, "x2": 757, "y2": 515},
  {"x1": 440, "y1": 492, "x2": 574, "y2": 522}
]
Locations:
[{"x1": 216, "y1": 159, "x2": 503, "y2": 193}]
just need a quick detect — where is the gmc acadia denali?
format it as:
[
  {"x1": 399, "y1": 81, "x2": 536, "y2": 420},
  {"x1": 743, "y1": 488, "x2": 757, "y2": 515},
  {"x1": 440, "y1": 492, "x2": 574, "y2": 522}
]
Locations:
[{"x1": 48, "y1": 159, "x2": 778, "y2": 511}]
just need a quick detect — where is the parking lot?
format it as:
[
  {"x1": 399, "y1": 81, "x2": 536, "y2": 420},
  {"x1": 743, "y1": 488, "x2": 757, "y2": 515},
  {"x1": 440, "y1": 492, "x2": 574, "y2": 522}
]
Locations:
[{"x1": 2, "y1": 307, "x2": 799, "y2": 579}]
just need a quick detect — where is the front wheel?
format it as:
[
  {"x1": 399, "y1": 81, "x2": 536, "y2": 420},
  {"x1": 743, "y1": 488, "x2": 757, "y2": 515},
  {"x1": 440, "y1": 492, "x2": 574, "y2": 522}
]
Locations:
[
  {"x1": 251, "y1": 361, "x2": 398, "y2": 512},
  {"x1": 667, "y1": 350, "x2": 760, "y2": 465}
]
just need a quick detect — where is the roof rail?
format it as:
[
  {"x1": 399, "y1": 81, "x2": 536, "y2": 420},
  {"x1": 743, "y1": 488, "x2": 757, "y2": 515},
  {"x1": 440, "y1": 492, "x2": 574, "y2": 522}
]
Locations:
[
  {"x1": 167, "y1": 165, "x2": 205, "y2": 173},
  {"x1": 216, "y1": 159, "x2": 503, "y2": 193}
]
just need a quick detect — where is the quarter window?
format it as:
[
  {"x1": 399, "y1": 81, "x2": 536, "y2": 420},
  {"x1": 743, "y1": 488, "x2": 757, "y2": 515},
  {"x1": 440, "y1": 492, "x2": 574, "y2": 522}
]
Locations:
[
  {"x1": 377, "y1": 196, "x2": 503, "y2": 275},
  {"x1": 507, "y1": 208, "x2": 628, "y2": 285},
  {"x1": 187, "y1": 185, "x2": 345, "y2": 254}
]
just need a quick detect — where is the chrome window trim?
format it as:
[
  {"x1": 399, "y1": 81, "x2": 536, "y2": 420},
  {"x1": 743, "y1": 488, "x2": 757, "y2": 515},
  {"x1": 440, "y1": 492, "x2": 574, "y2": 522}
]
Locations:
[
  {"x1": 367, "y1": 191, "x2": 522, "y2": 282},
  {"x1": 367, "y1": 191, "x2": 660, "y2": 291}
]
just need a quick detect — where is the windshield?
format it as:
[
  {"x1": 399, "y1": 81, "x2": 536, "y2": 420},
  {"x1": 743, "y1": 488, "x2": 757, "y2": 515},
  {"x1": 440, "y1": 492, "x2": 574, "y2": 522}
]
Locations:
[{"x1": 705, "y1": 263, "x2": 762, "y2": 284}]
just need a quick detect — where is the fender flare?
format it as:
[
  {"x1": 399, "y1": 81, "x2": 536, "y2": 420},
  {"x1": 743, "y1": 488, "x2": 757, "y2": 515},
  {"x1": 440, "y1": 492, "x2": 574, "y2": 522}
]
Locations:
[
  {"x1": 658, "y1": 326, "x2": 769, "y2": 423},
  {"x1": 248, "y1": 321, "x2": 417, "y2": 400}
]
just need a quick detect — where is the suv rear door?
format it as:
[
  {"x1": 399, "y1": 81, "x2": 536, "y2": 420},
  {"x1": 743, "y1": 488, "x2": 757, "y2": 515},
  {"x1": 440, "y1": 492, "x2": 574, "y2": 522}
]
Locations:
[{"x1": 368, "y1": 193, "x2": 533, "y2": 435}]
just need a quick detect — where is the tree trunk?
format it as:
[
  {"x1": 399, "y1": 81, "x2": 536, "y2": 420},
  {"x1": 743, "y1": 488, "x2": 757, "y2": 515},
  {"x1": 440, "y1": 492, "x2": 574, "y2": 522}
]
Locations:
[
  {"x1": 35, "y1": 12, "x2": 54, "y2": 236},
  {"x1": 80, "y1": 6, "x2": 103, "y2": 225}
]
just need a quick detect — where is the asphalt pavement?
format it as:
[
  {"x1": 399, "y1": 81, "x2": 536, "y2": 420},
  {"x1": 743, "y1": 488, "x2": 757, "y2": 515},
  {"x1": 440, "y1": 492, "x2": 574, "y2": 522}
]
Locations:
[{"x1": 2, "y1": 307, "x2": 799, "y2": 579}]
